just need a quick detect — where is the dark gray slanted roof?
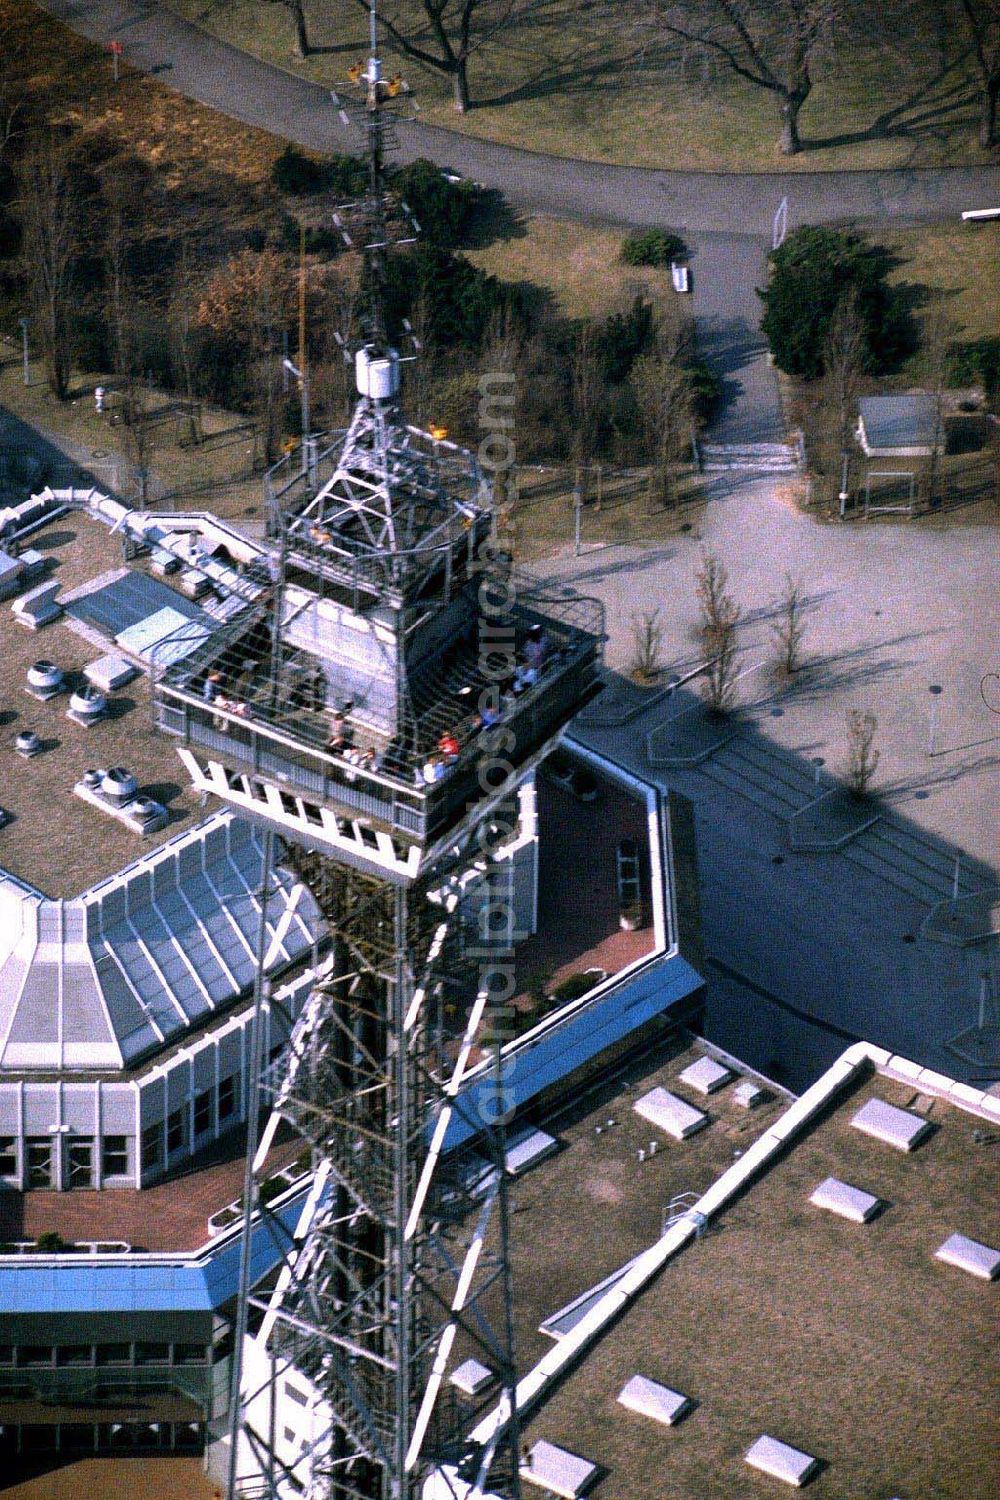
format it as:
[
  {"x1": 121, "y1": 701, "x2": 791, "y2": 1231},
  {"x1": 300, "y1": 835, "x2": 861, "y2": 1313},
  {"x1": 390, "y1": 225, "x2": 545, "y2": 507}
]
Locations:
[{"x1": 858, "y1": 394, "x2": 938, "y2": 452}]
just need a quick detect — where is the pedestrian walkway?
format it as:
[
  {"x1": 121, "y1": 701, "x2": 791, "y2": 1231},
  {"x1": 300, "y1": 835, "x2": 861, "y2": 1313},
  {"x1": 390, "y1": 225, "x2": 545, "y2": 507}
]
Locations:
[
  {"x1": 689, "y1": 234, "x2": 787, "y2": 449},
  {"x1": 38, "y1": 0, "x2": 1000, "y2": 234}
]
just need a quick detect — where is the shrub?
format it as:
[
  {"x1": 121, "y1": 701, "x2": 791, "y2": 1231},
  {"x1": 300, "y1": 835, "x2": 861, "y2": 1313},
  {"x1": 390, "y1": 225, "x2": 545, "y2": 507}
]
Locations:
[
  {"x1": 258, "y1": 1175, "x2": 288, "y2": 1206},
  {"x1": 621, "y1": 229, "x2": 687, "y2": 267},
  {"x1": 34, "y1": 1231, "x2": 68, "y2": 1253},
  {"x1": 758, "y1": 225, "x2": 911, "y2": 380},
  {"x1": 597, "y1": 295, "x2": 654, "y2": 383},
  {"x1": 948, "y1": 337, "x2": 1000, "y2": 400},
  {"x1": 686, "y1": 355, "x2": 723, "y2": 423},
  {"x1": 550, "y1": 972, "x2": 596, "y2": 1003},
  {"x1": 271, "y1": 145, "x2": 367, "y2": 197},
  {"x1": 391, "y1": 159, "x2": 479, "y2": 248},
  {"x1": 385, "y1": 245, "x2": 525, "y2": 350}
]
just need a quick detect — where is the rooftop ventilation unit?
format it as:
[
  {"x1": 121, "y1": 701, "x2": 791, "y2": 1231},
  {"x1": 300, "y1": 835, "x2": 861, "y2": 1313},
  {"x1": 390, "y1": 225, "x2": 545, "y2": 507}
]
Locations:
[
  {"x1": 26, "y1": 659, "x2": 64, "y2": 699},
  {"x1": 102, "y1": 766, "x2": 139, "y2": 803},
  {"x1": 67, "y1": 683, "x2": 108, "y2": 726},
  {"x1": 14, "y1": 729, "x2": 42, "y2": 757},
  {"x1": 74, "y1": 766, "x2": 167, "y2": 834}
]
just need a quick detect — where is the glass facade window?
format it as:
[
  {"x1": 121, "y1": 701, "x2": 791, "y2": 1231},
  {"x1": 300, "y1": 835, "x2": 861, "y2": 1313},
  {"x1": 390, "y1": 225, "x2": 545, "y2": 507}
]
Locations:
[
  {"x1": 173, "y1": 1344, "x2": 208, "y2": 1366},
  {"x1": 141, "y1": 1121, "x2": 163, "y2": 1172},
  {"x1": 166, "y1": 1108, "x2": 186, "y2": 1155},
  {"x1": 56, "y1": 1346, "x2": 94, "y2": 1367},
  {"x1": 193, "y1": 1089, "x2": 213, "y2": 1137},
  {"x1": 102, "y1": 1135, "x2": 129, "y2": 1178},
  {"x1": 67, "y1": 1138, "x2": 95, "y2": 1189},
  {"x1": 134, "y1": 1342, "x2": 170, "y2": 1366},
  {"x1": 25, "y1": 1139, "x2": 53, "y2": 1189},
  {"x1": 218, "y1": 1075, "x2": 238, "y2": 1121},
  {"x1": 0, "y1": 1137, "x2": 16, "y2": 1177},
  {"x1": 95, "y1": 1344, "x2": 131, "y2": 1366}
]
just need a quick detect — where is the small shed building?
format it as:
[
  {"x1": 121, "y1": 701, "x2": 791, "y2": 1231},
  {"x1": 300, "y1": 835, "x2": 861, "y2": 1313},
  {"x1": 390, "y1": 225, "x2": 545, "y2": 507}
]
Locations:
[{"x1": 857, "y1": 395, "x2": 939, "y2": 458}]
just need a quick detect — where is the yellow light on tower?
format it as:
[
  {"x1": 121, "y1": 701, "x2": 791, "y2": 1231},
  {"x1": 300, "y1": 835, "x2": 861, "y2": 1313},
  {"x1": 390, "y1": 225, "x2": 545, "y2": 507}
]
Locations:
[
  {"x1": 430, "y1": 425, "x2": 448, "y2": 441},
  {"x1": 347, "y1": 62, "x2": 365, "y2": 84},
  {"x1": 386, "y1": 73, "x2": 404, "y2": 97}
]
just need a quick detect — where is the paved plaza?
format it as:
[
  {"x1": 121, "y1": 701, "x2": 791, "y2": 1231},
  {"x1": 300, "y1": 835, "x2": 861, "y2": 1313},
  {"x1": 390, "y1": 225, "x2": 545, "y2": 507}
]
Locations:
[{"x1": 554, "y1": 477, "x2": 999, "y2": 1089}]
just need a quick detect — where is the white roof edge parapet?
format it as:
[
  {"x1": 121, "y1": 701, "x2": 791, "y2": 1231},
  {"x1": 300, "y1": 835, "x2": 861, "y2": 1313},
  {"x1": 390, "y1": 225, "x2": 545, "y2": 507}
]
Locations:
[
  {"x1": 467, "y1": 1042, "x2": 992, "y2": 1452},
  {"x1": 39, "y1": 487, "x2": 271, "y2": 567}
]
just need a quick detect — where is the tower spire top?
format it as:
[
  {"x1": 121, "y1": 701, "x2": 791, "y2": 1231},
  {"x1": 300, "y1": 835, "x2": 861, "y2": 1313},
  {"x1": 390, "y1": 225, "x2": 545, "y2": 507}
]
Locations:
[{"x1": 331, "y1": 0, "x2": 415, "y2": 370}]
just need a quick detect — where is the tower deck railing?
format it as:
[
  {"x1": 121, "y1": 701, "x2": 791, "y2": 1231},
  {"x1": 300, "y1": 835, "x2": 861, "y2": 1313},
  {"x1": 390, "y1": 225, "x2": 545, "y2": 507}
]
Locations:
[{"x1": 154, "y1": 585, "x2": 603, "y2": 843}]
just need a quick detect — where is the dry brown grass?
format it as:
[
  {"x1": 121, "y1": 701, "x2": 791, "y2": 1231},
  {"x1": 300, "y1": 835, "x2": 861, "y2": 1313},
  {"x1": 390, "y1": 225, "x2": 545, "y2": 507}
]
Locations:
[
  {"x1": 0, "y1": 517, "x2": 204, "y2": 898},
  {"x1": 1, "y1": 0, "x2": 285, "y2": 187},
  {"x1": 464, "y1": 216, "x2": 675, "y2": 323},
  {"x1": 523, "y1": 1071, "x2": 1000, "y2": 1499},
  {"x1": 510, "y1": 467, "x2": 705, "y2": 561},
  {"x1": 478, "y1": 1039, "x2": 787, "y2": 1376}
]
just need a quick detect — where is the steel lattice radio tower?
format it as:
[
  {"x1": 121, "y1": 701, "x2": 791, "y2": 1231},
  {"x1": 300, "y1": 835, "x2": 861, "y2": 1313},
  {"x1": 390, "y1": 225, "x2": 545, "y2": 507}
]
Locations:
[{"x1": 152, "y1": 9, "x2": 604, "y2": 1496}]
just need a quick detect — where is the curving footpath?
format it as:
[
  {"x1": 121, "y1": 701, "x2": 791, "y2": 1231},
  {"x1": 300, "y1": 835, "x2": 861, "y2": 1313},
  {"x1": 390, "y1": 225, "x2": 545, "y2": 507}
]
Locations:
[{"x1": 36, "y1": 0, "x2": 1000, "y2": 234}]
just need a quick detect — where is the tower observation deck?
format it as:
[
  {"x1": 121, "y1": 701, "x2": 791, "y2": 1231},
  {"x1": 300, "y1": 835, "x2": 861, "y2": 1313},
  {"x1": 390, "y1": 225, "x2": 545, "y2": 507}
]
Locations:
[
  {"x1": 153, "y1": 350, "x2": 603, "y2": 881},
  {"x1": 151, "y1": 13, "x2": 604, "y2": 1500}
]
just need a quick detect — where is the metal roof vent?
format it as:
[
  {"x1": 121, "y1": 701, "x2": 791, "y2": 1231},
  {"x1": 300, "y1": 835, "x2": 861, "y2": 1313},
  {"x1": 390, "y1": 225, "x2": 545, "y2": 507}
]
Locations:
[
  {"x1": 82, "y1": 767, "x2": 106, "y2": 789},
  {"x1": 26, "y1": 660, "x2": 64, "y2": 698},
  {"x1": 14, "y1": 728, "x2": 41, "y2": 757},
  {"x1": 68, "y1": 683, "x2": 108, "y2": 725},
  {"x1": 101, "y1": 766, "x2": 138, "y2": 803}
]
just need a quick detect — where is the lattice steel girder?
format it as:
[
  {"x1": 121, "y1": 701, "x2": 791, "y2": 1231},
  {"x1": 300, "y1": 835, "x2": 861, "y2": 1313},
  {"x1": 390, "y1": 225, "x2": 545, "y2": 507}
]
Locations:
[{"x1": 240, "y1": 848, "x2": 521, "y2": 1500}]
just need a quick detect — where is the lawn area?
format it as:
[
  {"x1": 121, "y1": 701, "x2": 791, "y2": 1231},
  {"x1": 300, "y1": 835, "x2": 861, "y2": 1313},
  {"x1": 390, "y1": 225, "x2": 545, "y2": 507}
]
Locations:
[
  {"x1": 509, "y1": 465, "x2": 705, "y2": 560},
  {"x1": 464, "y1": 212, "x2": 674, "y2": 320},
  {"x1": 0, "y1": 346, "x2": 266, "y2": 522},
  {"x1": 886, "y1": 220, "x2": 1000, "y2": 351},
  {"x1": 172, "y1": 0, "x2": 992, "y2": 171}
]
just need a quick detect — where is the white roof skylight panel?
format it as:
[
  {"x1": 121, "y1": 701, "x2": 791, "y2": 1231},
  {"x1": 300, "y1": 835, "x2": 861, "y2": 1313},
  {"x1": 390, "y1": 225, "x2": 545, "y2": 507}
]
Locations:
[
  {"x1": 104, "y1": 929, "x2": 186, "y2": 1036},
  {"x1": 155, "y1": 887, "x2": 231, "y2": 1000},
  {"x1": 134, "y1": 902, "x2": 211, "y2": 1021}
]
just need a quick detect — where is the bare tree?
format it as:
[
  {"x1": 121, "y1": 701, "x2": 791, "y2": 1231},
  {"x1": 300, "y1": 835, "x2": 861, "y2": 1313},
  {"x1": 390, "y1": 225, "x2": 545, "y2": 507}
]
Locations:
[
  {"x1": 695, "y1": 549, "x2": 741, "y2": 714},
  {"x1": 359, "y1": 0, "x2": 528, "y2": 112},
  {"x1": 824, "y1": 286, "x2": 869, "y2": 494},
  {"x1": 0, "y1": 27, "x2": 22, "y2": 162},
  {"x1": 696, "y1": 548, "x2": 738, "y2": 638},
  {"x1": 106, "y1": 206, "x2": 157, "y2": 503},
  {"x1": 630, "y1": 607, "x2": 665, "y2": 683},
  {"x1": 631, "y1": 319, "x2": 696, "y2": 509},
  {"x1": 956, "y1": 0, "x2": 1000, "y2": 148},
  {"x1": 570, "y1": 323, "x2": 604, "y2": 466},
  {"x1": 19, "y1": 133, "x2": 80, "y2": 400},
  {"x1": 844, "y1": 707, "x2": 879, "y2": 798},
  {"x1": 638, "y1": 0, "x2": 840, "y2": 154},
  {"x1": 196, "y1": 248, "x2": 293, "y2": 467},
  {"x1": 772, "y1": 572, "x2": 808, "y2": 676},
  {"x1": 168, "y1": 240, "x2": 204, "y2": 448},
  {"x1": 922, "y1": 292, "x2": 959, "y2": 508},
  {"x1": 701, "y1": 613, "x2": 740, "y2": 715}
]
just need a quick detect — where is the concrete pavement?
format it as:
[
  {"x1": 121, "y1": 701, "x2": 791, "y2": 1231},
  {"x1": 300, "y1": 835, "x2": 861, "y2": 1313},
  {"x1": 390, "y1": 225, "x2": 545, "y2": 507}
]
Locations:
[
  {"x1": 37, "y1": 0, "x2": 1000, "y2": 234},
  {"x1": 688, "y1": 234, "x2": 784, "y2": 445},
  {"x1": 555, "y1": 476, "x2": 999, "y2": 1090}
]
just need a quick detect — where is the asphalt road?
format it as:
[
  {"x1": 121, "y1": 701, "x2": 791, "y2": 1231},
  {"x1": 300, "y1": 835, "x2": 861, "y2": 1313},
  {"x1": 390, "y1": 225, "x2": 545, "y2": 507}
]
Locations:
[{"x1": 37, "y1": 0, "x2": 1000, "y2": 234}]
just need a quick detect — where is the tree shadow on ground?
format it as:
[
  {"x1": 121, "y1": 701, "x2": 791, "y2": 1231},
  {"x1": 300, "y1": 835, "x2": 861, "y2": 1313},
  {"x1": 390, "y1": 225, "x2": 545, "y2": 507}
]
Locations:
[
  {"x1": 461, "y1": 191, "x2": 528, "y2": 249},
  {"x1": 801, "y1": 58, "x2": 979, "y2": 157}
]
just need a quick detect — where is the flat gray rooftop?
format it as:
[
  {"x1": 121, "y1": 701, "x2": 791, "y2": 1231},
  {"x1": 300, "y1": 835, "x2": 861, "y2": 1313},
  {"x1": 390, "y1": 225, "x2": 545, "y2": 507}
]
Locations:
[
  {"x1": 514, "y1": 1071, "x2": 999, "y2": 1499},
  {"x1": 0, "y1": 517, "x2": 204, "y2": 897}
]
